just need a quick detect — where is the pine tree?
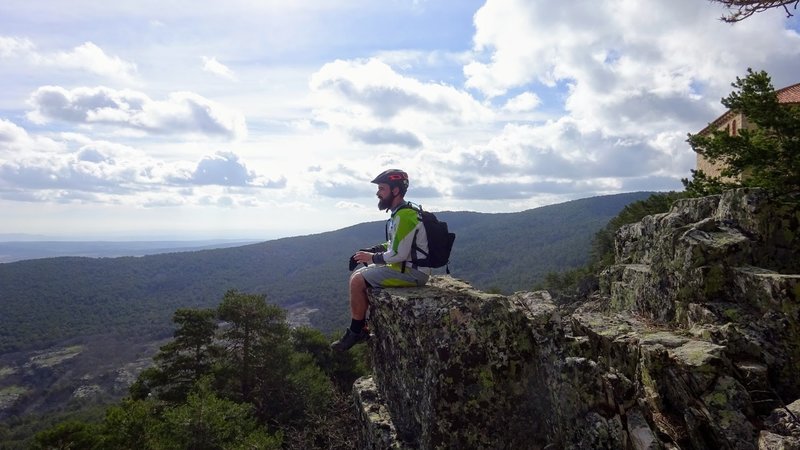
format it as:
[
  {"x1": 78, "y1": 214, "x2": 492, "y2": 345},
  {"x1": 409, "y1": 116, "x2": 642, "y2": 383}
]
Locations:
[
  {"x1": 156, "y1": 379, "x2": 282, "y2": 450},
  {"x1": 216, "y1": 290, "x2": 288, "y2": 405},
  {"x1": 31, "y1": 421, "x2": 102, "y2": 450},
  {"x1": 131, "y1": 308, "x2": 220, "y2": 403},
  {"x1": 100, "y1": 398, "x2": 161, "y2": 449},
  {"x1": 32, "y1": 289, "x2": 367, "y2": 450},
  {"x1": 683, "y1": 69, "x2": 800, "y2": 197}
]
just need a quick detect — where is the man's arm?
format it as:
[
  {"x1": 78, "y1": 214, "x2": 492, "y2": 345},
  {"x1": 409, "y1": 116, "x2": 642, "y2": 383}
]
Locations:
[
  {"x1": 372, "y1": 209, "x2": 418, "y2": 265},
  {"x1": 360, "y1": 244, "x2": 387, "y2": 253},
  {"x1": 351, "y1": 242, "x2": 387, "y2": 267}
]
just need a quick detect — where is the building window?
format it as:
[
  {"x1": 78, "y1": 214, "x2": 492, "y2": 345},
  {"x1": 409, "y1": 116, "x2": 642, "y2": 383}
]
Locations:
[{"x1": 732, "y1": 119, "x2": 737, "y2": 136}]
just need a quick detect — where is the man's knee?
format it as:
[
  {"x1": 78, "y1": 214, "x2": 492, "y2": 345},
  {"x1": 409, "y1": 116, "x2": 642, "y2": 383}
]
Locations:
[{"x1": 350, "y1": 272, "x2": 367, "y2": 290}]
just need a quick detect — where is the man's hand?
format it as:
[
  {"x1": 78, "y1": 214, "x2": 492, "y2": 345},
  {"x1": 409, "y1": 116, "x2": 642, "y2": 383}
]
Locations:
[
  {"x1": 349, "y1": 251, "x2": 376, "y2": 270},
  {"x1": 353, "y1": 251, "x2": 374, "y2": 265}
]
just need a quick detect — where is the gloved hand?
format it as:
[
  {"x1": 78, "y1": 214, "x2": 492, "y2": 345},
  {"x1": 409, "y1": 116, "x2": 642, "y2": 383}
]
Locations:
[{"x1": 350, "y1": 245, "x2": 383, "y2": 271}]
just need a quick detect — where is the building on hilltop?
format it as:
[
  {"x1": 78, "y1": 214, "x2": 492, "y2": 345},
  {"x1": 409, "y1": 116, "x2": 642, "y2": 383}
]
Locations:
[{"x1": 695, "y1": 81, "x2": 800, "y2": 179}]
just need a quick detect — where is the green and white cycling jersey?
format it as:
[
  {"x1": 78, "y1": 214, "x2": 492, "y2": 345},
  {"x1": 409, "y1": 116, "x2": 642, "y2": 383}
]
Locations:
[{"x1": 372, "y1": 201, "x2": 429, "y2": 272}]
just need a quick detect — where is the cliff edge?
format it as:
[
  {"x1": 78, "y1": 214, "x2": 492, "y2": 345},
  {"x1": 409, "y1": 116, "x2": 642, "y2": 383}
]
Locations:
[{"x1": 355, "y1": 189, "x2": 800, "y2": 450}]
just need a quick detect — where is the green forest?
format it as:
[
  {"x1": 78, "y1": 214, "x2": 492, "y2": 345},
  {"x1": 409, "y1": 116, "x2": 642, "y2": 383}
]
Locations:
[
  {"x1": 4, "y1": 290, "x2": 370, "y2": 449},
  {"x1": 0, "y1": 191, "x2": 654, "y2": 355}
]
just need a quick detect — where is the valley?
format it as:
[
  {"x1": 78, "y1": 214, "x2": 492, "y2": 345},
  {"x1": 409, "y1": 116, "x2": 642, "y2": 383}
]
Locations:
[{"x1": 0, "y1": 191, "x2": 655, "y2": 444}]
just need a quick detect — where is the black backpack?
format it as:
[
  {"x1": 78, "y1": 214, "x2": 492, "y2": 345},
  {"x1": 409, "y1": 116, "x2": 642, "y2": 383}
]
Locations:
[{"x1": 397, "y1": 203, "x2": 456, "y2": 273}]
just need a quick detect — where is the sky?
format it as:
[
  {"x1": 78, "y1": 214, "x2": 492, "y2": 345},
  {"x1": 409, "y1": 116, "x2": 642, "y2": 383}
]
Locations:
[{"x1": 1, "y1": 0, "x2": 799, "y2": 240}]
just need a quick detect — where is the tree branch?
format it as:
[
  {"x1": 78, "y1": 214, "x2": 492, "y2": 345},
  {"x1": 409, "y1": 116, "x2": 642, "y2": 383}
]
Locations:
[{"x1": 710, "y1": 0, "x2": 798, "y2": 22}]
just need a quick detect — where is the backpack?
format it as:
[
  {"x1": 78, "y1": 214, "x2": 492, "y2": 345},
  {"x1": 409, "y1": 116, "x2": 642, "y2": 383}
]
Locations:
[{"x1": 398, "y1": 203, "x2": 456, "y2": 273}]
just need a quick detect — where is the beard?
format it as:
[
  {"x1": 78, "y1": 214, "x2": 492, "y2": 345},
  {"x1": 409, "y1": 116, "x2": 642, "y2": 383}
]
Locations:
[{"x1": 378, "y1": 192, "x2": 394, "y2": 211}]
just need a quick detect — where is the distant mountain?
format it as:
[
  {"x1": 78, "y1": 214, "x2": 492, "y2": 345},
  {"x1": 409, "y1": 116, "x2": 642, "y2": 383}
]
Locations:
[
  {"x1": 0, "y1": 191, "x2": 655, "y2": 355},
  {"x1": 0, "y1": 240, "x2": 260, "y2": 263}
]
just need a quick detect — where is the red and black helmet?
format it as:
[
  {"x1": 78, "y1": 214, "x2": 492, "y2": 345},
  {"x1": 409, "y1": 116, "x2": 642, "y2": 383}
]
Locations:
[{"x1": 371, "y1": 169, "x2": 409, "y2": 194}]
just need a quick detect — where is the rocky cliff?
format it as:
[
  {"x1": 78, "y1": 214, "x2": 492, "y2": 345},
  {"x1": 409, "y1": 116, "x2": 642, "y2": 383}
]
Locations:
[{"x1": 354, "y1": 189, "x2": 800, "y2": 449}]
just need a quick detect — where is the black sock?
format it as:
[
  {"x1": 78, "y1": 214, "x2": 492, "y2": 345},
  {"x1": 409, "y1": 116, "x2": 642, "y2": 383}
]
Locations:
[{"x1": 350, "y1": 319, "x2": 366, "y2": 334}]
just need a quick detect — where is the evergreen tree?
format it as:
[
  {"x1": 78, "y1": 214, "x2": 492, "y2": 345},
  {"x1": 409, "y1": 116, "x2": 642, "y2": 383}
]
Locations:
[
  {"x1": 99, "y1": 399, "x2": 161, "y2": 450},
  {"x1": 216, "y1": 290, "x2": 288, "y2": 405},
  {"x1": 683, "y1": 69, "x2": 800, "y2": 196},
  {"x1": 291, "y1": 326, "x2": 370, "y2": 392},
  {"x1": 214, "y1": 293, "x2": 346, "y2": 429},
  {"x1": 31, "y1": 421, "x2": 102, "y2": 450},
  {"x1": 131, "y1": 308, "x2": 220, "y2": 403},
  {"x1": 156, "y1": 379, "x2": 282, "y2": 450},
  {"x1": 31, "y1": 289, "x2": 367, "y2": 450}
]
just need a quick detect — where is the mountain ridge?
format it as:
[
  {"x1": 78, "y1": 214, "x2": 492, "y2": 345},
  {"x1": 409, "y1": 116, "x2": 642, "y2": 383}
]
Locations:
[
  {"x1": 0, "y1": 191, "x2": 655, "y2": 356},
  {"x1": 0, "y1": 240, "x2": 262, "y2": 263}
]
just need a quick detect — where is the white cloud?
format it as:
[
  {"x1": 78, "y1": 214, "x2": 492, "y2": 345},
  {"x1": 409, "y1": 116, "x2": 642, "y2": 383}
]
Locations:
[
  {"x1": 335, "y1": 200, "x2": 366, "y2": 209},
  {"x1": 464, "y1": 0, "x2": 800, "y2": 137},
  {"x1": 310, "y1": 58, "x2": 493, "y2": 132},
  {"x1": 0, "y1": 124, "x2": 285, "y2": 206},
  {"x1": 373, "y1": 49, "x2": 472, "y2": 70},
  {"x1": 502, "y1": 92, "x2": 540, "y2": 112},
  {"x1": 143, "y1": 195, "x2": 185, "y2": 207},
  {"x1": 199, "y1": 195, "x2": 236, "y2": 207},
  {"x1": 0, "y1": 118, "x2": 29, "y2": 143},
  {"x1": 439, "y1": 118, "x2": 687, "y2": 199},
  {"x1": 0, "y1": 136, "x2": 159, "y2": 200},
  {"x1": 0, "y1": 151, "x2": 142, "y2": 197},
  {"x1": 0, "y1": 118, "x2": 64, "y2": 155},
  {"x1": 406, "y1": 0, "x2": 800, "y2": 206},
  {"x1": 349, "y1": 127, "x2": 423, "y2": 148},
  {"x1": 192, "y1": 152, "x2": 252, "y2": 185},
  {"x1": 1, "y1": 0, "x2": 799, "y2": 237},
  {"x1": 170, "y1": 151, "x2": 286, "y2": 188},
  {"x1": 26, "y1": 86, "x2": 247, "y2": 139},
  {"x1": 202, "y1": 56, "x2": 238, "y2": 81},
  {"x1": 0, "y1": 38, "x2": 138, "y2": 83},
  {"x1": 0, "y1": 36, "x2": 34, "y2": 58},
  {"x1": 42, "y1": 42, "x2": 138, "y2": 83}
]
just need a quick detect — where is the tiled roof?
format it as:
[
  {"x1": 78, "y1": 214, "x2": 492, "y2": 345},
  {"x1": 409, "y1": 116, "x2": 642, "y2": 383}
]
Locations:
[
  {"x1": 698, "y1": 81, "x2": 800, "y2": 134},
  {"x1": 777, "y1": 82, "x2": 800, "y2": 104}
]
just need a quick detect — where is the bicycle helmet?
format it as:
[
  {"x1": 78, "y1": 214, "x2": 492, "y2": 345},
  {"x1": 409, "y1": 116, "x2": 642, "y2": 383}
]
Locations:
[{"x1": 371, "y1": 169, "x2": 409, "y2": 195}]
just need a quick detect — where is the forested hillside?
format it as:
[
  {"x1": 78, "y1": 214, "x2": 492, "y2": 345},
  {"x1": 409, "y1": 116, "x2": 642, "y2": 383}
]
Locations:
[
  {"x1": 3, "y1": 292, "x2": 370, "y2": 449},
  {"x1": 0, "y1": 192, "x2": 653, "y2": 354}
]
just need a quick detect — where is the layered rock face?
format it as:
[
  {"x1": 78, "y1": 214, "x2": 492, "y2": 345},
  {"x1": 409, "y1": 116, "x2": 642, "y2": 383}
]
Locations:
[{"x1": 354, "y1": 189, "x2": 800, "y2": 449}]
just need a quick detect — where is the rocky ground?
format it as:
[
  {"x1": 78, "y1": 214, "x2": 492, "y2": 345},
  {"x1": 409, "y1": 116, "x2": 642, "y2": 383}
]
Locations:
[{"x1": 0, "y1": 334, "x2": 165, "y2": 421}]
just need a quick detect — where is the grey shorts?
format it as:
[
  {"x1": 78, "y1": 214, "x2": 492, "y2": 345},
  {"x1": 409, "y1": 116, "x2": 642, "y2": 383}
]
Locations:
[{"x1": 354, "y1": 264, "x2": 429, "y2": 288}]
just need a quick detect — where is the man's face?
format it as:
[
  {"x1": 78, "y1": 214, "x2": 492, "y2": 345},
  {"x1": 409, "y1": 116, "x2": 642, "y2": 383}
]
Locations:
[{"x1": 376, "y1": 183, "x2": 395, "y2": 210}]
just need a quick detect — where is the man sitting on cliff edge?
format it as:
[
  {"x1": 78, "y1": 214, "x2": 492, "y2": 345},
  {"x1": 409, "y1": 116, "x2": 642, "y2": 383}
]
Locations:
[{"x1": 331, "y1": 169, "x2": 430, "y2": 352}]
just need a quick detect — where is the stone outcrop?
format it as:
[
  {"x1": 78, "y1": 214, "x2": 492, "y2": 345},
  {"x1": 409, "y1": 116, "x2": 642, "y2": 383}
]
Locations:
[{"x1": 355, "y1": 189, "x2": 800, "y2": 449}]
